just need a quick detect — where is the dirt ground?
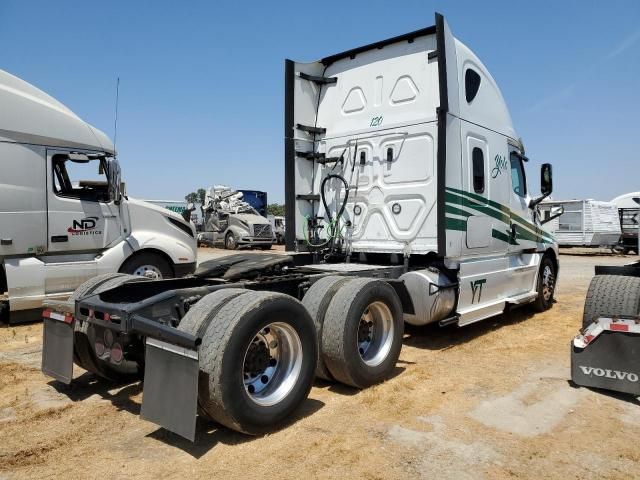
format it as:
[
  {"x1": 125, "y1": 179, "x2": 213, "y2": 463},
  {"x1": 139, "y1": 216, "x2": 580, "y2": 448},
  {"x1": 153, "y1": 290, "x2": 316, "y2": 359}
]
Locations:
[{"x1": 1, "y1": 249, "x2": 639, "y2": 479}]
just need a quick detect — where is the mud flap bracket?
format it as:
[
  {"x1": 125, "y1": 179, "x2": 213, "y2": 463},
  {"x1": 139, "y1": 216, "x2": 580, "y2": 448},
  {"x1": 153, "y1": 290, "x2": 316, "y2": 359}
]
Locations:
[{"x1": 141, "y1": 338, "x2": 199, "y2": 441}]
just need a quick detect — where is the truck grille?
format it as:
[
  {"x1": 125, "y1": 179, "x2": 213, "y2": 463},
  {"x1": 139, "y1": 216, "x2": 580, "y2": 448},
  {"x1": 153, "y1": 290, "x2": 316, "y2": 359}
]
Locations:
[{"x1": 253, "y1": 224, "x2": 272, "y2": 238}]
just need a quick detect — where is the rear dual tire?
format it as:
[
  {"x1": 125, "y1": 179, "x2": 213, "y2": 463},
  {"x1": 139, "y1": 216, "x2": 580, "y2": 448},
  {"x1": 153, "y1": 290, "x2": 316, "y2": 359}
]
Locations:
[
  {"x1": 303, "y1": 277, "x2": 404, "y2": 389},
  {"x1": 178, "y1": 289, "x2": 317, "y2": 435}
]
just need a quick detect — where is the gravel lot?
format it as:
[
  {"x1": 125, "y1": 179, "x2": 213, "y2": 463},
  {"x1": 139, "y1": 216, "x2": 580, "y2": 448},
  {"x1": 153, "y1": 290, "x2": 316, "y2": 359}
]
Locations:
[{"x1": 0, "y1": 249, "x2": 638, "y2": 479}]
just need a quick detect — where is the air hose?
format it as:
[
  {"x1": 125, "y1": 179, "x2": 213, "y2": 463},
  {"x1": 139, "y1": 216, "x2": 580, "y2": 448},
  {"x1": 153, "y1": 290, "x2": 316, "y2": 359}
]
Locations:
[{"x1": 305, "y1": 173, "x2": 349, "y2": 249}]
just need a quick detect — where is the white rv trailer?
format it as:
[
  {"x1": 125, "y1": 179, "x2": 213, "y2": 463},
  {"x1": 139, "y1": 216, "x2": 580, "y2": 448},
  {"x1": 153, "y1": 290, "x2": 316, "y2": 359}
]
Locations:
[
  {"x1": 539, "y1": 200, "x2": 621, "y2": 248},
  {"x1": 42, "y1": 14, "x2": 561, "y2": 441},
  {"x1": 0, "y1": 69, "x2": 197, "y2": 321},
  {"x1": 611, "y1": 192, "x2": 640, "y2": 253}
]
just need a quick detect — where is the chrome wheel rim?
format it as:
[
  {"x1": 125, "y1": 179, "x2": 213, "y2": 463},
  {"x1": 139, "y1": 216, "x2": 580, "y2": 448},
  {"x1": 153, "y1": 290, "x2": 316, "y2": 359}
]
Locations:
[
  {"x1": 227, "y1": 235, "x2": 236, "y2": 249},
  {"x1": 542, "y1": 264, "x2": 555, "y2": 302},
  {"x1": 132, "y1": 265, "x2": 163, "y2": 279},
  {"x1": 357, "y1": 301, "x2": 394, "y2": 367},
  {"x1": 242, "y1": 322, "x2": 303, "y2": 406}
]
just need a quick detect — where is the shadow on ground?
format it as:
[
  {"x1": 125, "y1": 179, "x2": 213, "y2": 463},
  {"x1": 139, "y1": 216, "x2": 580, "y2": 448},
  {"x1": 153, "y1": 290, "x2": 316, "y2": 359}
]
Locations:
[
  {"x1": 49, "y1": 372, "x2": 143, "y2": 416},
  {"x1": 403, "y1": 305, "x2": 537, "y2": 351},
  {"x1": 146, "y1": 397, "x2": 325, "y2": 458}
]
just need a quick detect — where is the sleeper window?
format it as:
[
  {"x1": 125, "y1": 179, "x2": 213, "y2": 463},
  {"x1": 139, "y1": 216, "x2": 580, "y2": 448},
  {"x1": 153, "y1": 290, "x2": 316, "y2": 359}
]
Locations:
[
  {"x1": 472, "y1": 147, "x2": 484, "y2": 193},
  {"x1": 509, "y1": 153, "x2": 527, "y2": 197},
  {"x1": 465, "y1": 68, "x2": 481, "y2": 103}
]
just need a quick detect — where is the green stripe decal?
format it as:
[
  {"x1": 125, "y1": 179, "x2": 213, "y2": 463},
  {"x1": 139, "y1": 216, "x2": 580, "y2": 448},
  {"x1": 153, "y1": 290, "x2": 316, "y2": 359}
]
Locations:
[
  {"x1": 492, "y1": 228, "x2": 519, "y2": 245},
  {"x1": 445, "y1": 204, "x2": 473, "y2": 218},
  {"x1": 445, "y1": 217, "x2": 467, "y2": 231},
  {"x1": 444, "y1": 186, "x2": 554, "y2": 244}
]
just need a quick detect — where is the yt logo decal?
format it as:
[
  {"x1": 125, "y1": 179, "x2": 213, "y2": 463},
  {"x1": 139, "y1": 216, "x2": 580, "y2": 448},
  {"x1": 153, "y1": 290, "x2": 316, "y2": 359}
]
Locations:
[{"x1": 470, "y1": 279, "x2": 487, "y2": 304}]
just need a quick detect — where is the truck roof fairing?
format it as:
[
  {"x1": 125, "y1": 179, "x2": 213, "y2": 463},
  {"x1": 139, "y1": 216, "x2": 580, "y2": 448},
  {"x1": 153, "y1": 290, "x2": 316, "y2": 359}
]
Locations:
[{"x1": 0, "y1": 69, "x2": 115, "y2": 154}]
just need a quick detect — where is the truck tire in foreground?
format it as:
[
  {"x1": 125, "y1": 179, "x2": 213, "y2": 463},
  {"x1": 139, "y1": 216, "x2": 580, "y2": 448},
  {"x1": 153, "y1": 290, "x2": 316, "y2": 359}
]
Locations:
[
  {"x1": 71, "y1": 273, "x2": 149, "y2": 381},
  {"x1": 582, "y1": 274, "x2": 640, "y2": 329},
  {"x1": 179, "y1": 290, "x2": 317, "y2": 435},
  {"x1": 321, "y1": 278, "x2": 404, "y2": 388},
  {"x1": 302, "y1": 275, "x2": 354, "y2": 381}
]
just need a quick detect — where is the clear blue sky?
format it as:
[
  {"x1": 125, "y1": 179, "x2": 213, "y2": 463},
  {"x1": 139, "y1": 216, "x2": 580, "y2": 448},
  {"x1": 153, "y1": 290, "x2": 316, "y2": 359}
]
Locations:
[{"x1": 1, "y1": 1, "x2": 639, "y2": 203}]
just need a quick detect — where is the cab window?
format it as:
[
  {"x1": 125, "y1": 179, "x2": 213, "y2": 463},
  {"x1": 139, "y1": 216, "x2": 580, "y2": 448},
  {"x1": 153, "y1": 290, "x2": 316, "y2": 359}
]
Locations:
[
  {"x1": 509, "y1": 153, "x2": 527, "y2": 197},
  {"x1": 53, "y1": 155, "x2": 110, "y2": 202}
]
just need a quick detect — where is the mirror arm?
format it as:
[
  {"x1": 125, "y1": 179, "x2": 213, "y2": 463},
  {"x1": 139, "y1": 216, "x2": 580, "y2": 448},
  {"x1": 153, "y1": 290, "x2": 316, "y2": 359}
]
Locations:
[
  {"x1": 528, "y1": 192, "x2": 550, "y2": 209},
  {"x1": 540, "y1": 205, "x2": 564, "y2": 225}
]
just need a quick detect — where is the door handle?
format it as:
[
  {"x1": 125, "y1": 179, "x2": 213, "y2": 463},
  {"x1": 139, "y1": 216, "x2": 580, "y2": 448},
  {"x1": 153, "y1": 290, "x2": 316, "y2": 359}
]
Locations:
[
  {"x1": 510, "y1": 224, "x2": 517, "y2": 240},
  {"x1": 51, "y1": 235, "x2": 69, "y2": 243}
]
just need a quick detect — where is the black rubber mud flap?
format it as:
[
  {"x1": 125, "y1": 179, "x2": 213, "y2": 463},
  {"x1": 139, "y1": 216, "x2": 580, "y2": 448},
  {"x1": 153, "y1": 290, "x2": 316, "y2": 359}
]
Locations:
[
  {"x1": 41, "y1": 316, "x2": 75, "y2": 384},
  {"x1": 141, "y1": 338, "x2": 199, "y2": 441},
  {"x1": 571, "y1": 331, "x2": 640, "y2": 396}
]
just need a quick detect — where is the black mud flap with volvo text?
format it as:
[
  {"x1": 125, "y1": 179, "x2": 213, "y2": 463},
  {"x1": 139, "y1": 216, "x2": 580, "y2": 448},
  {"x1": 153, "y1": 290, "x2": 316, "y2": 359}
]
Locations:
[
  {"x1": 140, "y1": 338, "x2": 200, "y2": 441},
  {"x1": 571, "y1": 317, "x2": 640, "y2": 396},
  {"x1": 41, "y1": 304, "x2": 75, "y2": 384}
]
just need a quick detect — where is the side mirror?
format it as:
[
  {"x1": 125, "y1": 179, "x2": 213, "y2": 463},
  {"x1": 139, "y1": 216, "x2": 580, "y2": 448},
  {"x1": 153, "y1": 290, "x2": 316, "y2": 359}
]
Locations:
[
  {"x1": 541, "y1": 163, "x2": 553, "y2": 196},
  {"x1": 541, "y1": 205, "x2": 564, "y2": 225},
  {"x1": 529, "y1": 163, "x2": 553, "y2": 209}
]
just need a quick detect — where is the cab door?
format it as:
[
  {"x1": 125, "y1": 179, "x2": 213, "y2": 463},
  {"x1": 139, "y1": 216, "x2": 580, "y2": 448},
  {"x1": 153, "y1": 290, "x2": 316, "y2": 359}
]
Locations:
[
  {"x1": 507, "y1": 147, "x2": 534, "y2": 253},
  {"x1": 506, "y1": 147, "x2": 540, "y2": 295},
  {"x1": 46, "y1": 150, "x2": 122, "y2": 253}
]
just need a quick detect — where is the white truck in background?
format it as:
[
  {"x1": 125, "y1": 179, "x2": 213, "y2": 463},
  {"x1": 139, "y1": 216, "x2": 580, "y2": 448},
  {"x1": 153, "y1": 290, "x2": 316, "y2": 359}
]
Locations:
[
  {"x1": 0, "y1": 69, "x2": 197, "y2": 321},
  {"x1": 198, "y1": 186, "x2": 273, "y2": 249}
]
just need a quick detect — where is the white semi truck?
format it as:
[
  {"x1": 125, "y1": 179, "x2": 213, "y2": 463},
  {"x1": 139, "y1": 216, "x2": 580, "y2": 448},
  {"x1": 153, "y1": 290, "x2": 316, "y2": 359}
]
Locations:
[
  {"x1": 198, "y1": 186, "x2": 274, "y2": 249},
  {"x1": 42, "y1": 14, "x2": 559, "y2": 441},
  {"x1": 0, "y1": 69, "x2": 198, "y2": 322}
]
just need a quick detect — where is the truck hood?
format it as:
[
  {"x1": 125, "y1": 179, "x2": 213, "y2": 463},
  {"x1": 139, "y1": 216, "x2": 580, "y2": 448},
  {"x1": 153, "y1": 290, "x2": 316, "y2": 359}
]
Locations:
[
  {"x1": 232, "y1": 213, "x2": 270, "y2": 225},
  {"x1": 127, "y1": 197, "x2": 188, "y2": 221}
]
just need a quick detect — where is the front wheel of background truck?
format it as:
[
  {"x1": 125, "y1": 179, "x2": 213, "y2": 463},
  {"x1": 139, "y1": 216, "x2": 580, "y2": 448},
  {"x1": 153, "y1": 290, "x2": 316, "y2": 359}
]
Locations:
[
  {"x1": 321, "y1": 278, "x2": 404, "y2": 389},
  {"x1": 71, "y1": 273, "x2": 149, "y2": 381},
  {"x1": 191, "y1": 291, "x2": 317, "y2": 435},
  {"x1": 532, "y1": 256, "x2": 557, "y2": 313},
  {"x1": 225, "y1": 232, "x2": 238, "y2": 250},
  {"x1": 119, "y1": 252, "x2": 174, "y2": 279},
  {"x1": 582, "y1": 275, "x2": 640, "y2": 329}
]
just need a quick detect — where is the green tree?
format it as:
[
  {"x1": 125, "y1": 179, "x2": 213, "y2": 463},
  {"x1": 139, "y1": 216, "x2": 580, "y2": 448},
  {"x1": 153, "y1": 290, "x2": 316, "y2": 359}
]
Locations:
[
  {"x1": 196, "y1": 188, "x2": 207, "y2": 204},
  {"x1": 267, "y1": 203, "x2": 285, "y2": 216},
  {"x1": 185, "y1": 188, "x2": 208, "y2": 204}
]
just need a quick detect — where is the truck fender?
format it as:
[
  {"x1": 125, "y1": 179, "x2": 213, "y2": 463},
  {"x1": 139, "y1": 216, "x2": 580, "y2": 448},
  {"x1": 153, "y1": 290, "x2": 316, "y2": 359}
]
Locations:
[
  {"x1": 124, "y1": 230, "x2": 197, "y2": 266},
  {"x1": 385, "y1": 279, "x2": 415, "y2": 315}
]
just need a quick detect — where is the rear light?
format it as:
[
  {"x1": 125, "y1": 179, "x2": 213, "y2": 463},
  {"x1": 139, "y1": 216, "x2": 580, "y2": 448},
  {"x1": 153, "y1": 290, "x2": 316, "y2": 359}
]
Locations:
[
  {"x1": 110, "y1": 343, "x2": 124, "y2": 364},
  {"x1": 95, "y1": 340, "x2": 106, "y2": 357},
  {"x1": 104, "y1": 329, "x2": 114, "y2": 347}
]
